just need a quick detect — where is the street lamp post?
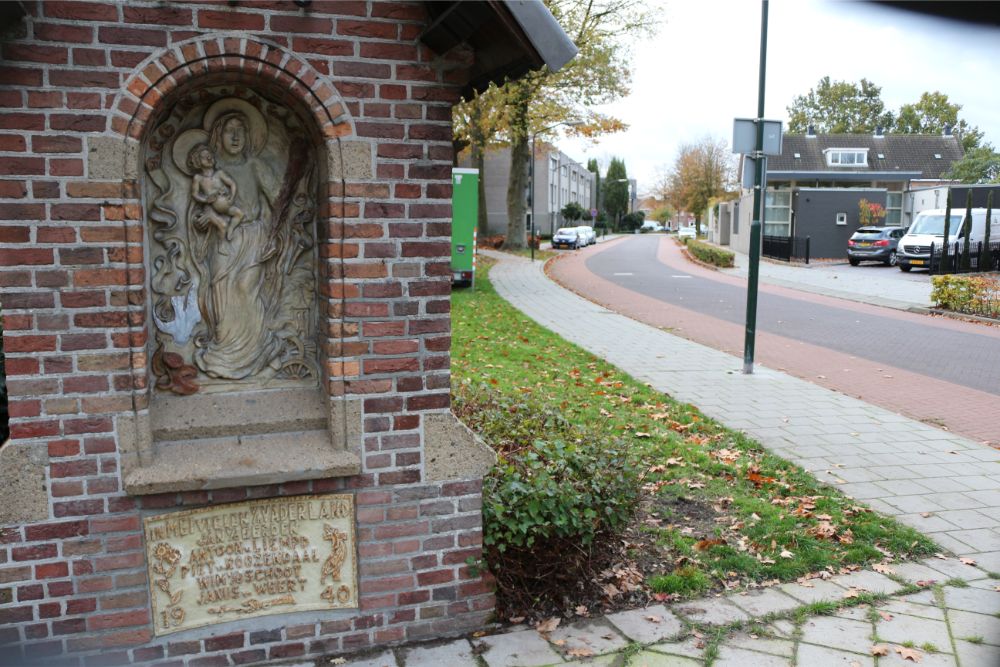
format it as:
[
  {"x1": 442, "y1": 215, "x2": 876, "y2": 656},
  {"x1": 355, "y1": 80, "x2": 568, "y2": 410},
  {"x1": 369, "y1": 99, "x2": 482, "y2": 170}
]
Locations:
[{"x1": 530, "y1": 121, "x2": 582, "y2": 262}]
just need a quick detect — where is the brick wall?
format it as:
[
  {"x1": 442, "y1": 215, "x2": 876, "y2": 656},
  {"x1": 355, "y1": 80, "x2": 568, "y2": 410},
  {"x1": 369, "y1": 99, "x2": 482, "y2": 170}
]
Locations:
[{"x1": 0, "y1": 1, "x2": 493, "y2": 663}]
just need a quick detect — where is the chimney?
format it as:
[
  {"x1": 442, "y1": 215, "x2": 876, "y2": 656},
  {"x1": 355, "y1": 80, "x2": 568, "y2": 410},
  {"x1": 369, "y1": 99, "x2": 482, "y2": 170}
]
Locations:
[
  {"x1": 806, "y1": 124, "x2": 816, "y2": 137},
  {"x1": 943, "y1": 124, "x2": 952, "y2": 136},
  {"x1": 874, "y1": 126, "x2": 884, "y2": 137}
]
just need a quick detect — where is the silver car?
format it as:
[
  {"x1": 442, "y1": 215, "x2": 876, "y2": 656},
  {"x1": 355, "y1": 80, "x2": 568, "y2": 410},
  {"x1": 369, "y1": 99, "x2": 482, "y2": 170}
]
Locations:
[{"x1": 575, "y1": 225, "x2": 596, "y2": 246}]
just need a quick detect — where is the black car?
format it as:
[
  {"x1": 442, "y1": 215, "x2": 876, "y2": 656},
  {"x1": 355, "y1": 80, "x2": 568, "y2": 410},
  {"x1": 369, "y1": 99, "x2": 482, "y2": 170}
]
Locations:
[{"x1": 847, "y1": 226, "x2": 907, "y2": 266}]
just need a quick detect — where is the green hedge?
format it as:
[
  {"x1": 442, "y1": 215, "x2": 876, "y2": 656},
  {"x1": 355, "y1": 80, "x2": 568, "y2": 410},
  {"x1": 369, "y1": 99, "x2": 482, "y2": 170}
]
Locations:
[
  {"x1": 685, "y1": 238, "x2": 735, "y2": 268},
  {"x1": 931, "y1": 274, "x2": 1000, "y2": 319}
]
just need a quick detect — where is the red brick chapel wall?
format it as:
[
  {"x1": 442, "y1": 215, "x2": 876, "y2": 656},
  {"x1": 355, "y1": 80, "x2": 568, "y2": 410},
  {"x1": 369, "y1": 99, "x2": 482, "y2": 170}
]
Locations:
[{"x1": 0, "y1": 2, "x2": 491, "y2": 664}]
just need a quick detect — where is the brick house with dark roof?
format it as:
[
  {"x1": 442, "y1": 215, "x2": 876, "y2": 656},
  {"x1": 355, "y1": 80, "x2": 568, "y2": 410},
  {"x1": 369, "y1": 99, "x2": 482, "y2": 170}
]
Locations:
[{"x1": 720, "y1": 129, "x2": 964, "y2": 259}]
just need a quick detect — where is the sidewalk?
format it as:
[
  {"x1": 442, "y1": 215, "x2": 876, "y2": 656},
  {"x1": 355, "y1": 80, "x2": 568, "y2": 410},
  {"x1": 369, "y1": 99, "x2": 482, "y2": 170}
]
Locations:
[
  {"x1": 719, "y1": 246, "x2": 933, "y2": 310},
  {"x1": 485, "y1": 251, "x2": 1000, "y2": 569},
  {"x1": 338, "y1": 559, "x2": 997, "y2": 666}
]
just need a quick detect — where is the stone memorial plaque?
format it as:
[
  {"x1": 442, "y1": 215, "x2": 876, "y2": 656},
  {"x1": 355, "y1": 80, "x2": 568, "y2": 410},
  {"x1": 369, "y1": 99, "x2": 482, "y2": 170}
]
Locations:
[{"x1": 144, "y1": 494, "x2": 357, "y2": 636}]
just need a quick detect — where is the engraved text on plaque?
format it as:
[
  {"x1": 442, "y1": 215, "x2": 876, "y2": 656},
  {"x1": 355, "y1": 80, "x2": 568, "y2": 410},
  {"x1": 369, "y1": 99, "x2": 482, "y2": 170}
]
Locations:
[{"x1": 143, "y1": 494, "x2": 357, "y2": 635}]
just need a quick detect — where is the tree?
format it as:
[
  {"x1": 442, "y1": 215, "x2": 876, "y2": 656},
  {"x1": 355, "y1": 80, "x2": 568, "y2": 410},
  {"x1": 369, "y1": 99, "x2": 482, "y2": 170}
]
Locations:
[
  {"x1": 452, "y1": 0, "x2": 654, "y2": 249},
  {"x1": 665, "y1": 137, "x2": 734, "y2": 235},
  {"x1": 896, "y1": 91, "x2": 983, "y2": 151},
  {"x1": 561, "y1": 201, "x2": 584, "y2": 223},
  {"x1": 603, "y1": 157, "x2": 629, "y2": 230},
  {"x1": 587, "y1": 157, "x2": 601, "y2": 215},
  {"x1": 858, "y1": 198, "x2": 886, "y2": 227},
  {"x1": 945, "y1": 145, "x2": 1000, "y2": 183},
  {"x1": 650, "y1": 205, "x2": 673, "y2": 224},
  {"x1": 787, "y1": 76, "x2": 894, "y2": 134}
]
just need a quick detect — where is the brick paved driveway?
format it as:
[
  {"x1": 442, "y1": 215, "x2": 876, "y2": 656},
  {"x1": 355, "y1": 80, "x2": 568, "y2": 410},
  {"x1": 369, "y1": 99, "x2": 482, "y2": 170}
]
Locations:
[{"x1": 549, "y1": 235, "x2": 1000, "y2": 448}]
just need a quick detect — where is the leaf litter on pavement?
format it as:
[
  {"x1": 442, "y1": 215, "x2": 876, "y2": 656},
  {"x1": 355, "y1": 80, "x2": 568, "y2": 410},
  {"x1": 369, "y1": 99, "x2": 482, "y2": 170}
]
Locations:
[{"x1": 452, "y1": 260, "x2": 938, "y2": 622}]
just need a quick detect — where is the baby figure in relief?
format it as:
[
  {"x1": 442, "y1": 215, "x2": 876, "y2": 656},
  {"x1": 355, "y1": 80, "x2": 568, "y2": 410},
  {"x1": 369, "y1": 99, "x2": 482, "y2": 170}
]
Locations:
[{"x1": 187, "y1": 144, "x2": 245, "y2": 239}]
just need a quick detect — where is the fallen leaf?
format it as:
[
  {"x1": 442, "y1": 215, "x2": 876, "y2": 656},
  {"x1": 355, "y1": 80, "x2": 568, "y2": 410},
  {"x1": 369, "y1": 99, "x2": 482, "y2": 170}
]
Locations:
[
  {"x1": 780, "y1": 549, "x2": 794, "y2": 559},
  {"x1": 694, "y1": 538, "x2": 726, "y2": 551},
  {"x1": 552, "y1": 639, "x2": 566, "y2": 646},
  {"x1": 915, "y1": 580, "x2": 936, "y2": 587},
  {"x1": 870, "y1": 644, "x2": 890, "y2": 656},
  {"x1": 645, "y1": 615, "x2": 663, "y2": 623},
  {"x1": 851, "y1": 662, "x2": 862, "y2": 667},
  {"x1": 509, "y1": 616, "x2": 525, "y2": 624},
  {"x1": 959, "y1": 557, "x2": 977, "y2": 566},
  {"x1": 634, "y1": 432, "x2": 651, "y2": 438},
  {"x1": 536, "y1": 617, "x2": 560, "y2": 634},
  {"x1": 566, "y1": 648, "x2": 594, "y2": 658},
  {"x1": 574, "y1": 605, "x2": 589, "y2": 617},
  {"x1": 329, "y1": 659, "x2": 347, "y2": 666},
  {"x1": 895, "y1": 645, "x2": 923, "y2": 662},
  {"x1": 920, "y1": 512, "x2": 933, "y2": 518},
  {"x1": 873, "y1": 563, "x2": 896, "y2": 575},
  {"x1": 843, "y1": 588, "x2": 862, "y2": 599},
  {"x1": 878, "y1": 611, "x2": 893, "y2": 621}
]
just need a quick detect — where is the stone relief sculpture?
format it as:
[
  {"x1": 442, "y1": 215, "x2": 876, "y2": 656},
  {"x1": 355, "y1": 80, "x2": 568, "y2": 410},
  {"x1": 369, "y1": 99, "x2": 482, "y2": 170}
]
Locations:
[{"x1": 144, "y1": 91, "x2": 319, "y2": 394}]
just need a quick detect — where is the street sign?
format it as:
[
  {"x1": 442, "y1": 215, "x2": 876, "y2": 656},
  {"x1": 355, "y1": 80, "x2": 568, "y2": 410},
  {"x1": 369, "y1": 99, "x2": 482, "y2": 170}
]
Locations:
[
  {"x1": 590, "y1": 208, "x2": 598, "y2": 219},
  {"x1": 733, "y1": 118, "x2": 782, "y2": 155}
]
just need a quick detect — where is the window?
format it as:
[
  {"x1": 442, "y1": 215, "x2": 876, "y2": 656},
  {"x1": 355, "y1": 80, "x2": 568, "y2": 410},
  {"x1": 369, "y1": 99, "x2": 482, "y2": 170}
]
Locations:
[
  {"x1": 835, "y1": 212, "x2": 847, "y2": 226},
  {"x1": 826, "y1": 149, "x2": 868, "y2": 167},
  {"x1": 764, "y1": 190, "x2": 792, "y2": 236},
  {"x1": 886, "y1": 192, "x2": 902, "y2": 226}
]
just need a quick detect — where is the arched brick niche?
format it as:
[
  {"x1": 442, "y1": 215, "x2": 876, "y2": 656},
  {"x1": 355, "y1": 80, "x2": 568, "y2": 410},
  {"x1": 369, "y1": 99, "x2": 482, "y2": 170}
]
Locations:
[{"x1": 102, "y1": 37, "x2": 366, "y2": 493}]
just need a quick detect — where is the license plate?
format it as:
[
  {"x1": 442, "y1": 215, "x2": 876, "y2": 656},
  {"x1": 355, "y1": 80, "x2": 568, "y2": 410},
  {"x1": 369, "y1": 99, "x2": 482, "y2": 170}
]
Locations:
[
  {"x1": 858, "y1": 242, "x2": 871, "y2": 247},
  {"x1": 910, "y1": 259, "x2": 925, "y2": 265}
]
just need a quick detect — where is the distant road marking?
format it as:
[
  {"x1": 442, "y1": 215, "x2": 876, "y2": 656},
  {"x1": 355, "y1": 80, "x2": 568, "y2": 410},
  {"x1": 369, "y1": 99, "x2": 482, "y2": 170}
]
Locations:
[
  {"x1": 613, "y1": 272, "x2": 634, "y2": 276},
  {"x1": 672, "y1": 275, "x2": 692, "y2": 279}
]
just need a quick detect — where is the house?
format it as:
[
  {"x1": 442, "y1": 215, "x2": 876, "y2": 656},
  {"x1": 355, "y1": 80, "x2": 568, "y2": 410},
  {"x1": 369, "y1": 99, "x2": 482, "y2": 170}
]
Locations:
[
  {"x1": 463, "y1": 144, "x2": 595, "y2": 237},
  {"x1": 724, "y1": 128, "x2": 963, "y2": 259}
]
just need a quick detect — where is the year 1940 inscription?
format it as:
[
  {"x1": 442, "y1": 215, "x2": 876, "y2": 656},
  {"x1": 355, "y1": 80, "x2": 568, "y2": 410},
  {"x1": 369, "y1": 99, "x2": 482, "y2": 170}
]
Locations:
[{"x1": 144, "y1": 494, "x2": 357, "y2": 636}]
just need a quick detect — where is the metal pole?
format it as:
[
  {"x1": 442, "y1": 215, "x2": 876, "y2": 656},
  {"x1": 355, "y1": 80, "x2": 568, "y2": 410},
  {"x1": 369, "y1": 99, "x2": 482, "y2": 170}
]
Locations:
[
  {"x1": 530, "y1": 132, "x2": 536, "y2": 262},
  {"x1": 742, "y1": 0, "x2": 768, "y2": 374}
]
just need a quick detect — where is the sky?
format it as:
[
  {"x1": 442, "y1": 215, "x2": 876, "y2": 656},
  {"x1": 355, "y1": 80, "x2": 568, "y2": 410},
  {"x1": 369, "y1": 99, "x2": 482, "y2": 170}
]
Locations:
[{"x1": 556, "y1": 0, "x2": 1000, "y2": 196}]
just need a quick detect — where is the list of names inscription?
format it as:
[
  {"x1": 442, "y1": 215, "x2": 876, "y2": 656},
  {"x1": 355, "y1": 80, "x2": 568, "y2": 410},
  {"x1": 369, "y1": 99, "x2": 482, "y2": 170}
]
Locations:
[{"x1": 144, "y1": 494, "x2": 357, "y2": 635}]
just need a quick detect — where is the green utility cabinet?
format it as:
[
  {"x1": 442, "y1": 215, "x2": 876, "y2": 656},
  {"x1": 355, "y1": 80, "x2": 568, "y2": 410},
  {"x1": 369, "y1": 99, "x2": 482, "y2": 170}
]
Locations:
[{"x1": 451, "y1": 168, "x2": 479, "y2": 287}]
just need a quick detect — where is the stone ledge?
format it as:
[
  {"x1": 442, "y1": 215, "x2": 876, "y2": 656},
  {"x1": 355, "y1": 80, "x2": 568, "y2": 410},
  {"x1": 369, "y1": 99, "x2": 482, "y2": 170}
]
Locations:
[{"x1": 122, "y1": 429, "x2": 360, "y2": 495}]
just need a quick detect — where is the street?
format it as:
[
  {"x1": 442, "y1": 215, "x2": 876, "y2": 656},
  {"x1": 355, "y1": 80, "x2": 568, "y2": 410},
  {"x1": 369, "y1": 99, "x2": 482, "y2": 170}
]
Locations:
[{"x1": 548, "y1": 235, "x2": 1000, "y2": 446}]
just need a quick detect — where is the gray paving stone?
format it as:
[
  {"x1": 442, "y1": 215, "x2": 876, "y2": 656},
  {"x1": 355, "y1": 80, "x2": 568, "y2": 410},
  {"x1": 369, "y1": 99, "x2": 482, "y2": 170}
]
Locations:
[
  {"x1": 547, "y1": 618, "x2": 629, "y2": 657},
  {"x1": 777, "y1": 578, "x2": 846, "y2": 604},
  {"x1": 875, "y1": 648, "x2": 958, "y2": 666},
  {"x1": 892, "y1": 562, "x2": 953, "y2": 584},
  {"x1": 831, "y1": 570, "x2": 904, "y2": 595},
  {"x1": 948, "y1": 528, "x2": 1000, "y2": 553},
  {"x1": 769, "y1": 619, "x2": 796, "y2": 638},
  {"x1": 724, "y1": 632, "x2": 795, "y2": 657},
  {"x1": 474, "y1": 629, "x2": 563, "y2": 667},
  {"x1": 935, "y1": 509, "x2": 998, "y2": 530},
  {"x1": 795, "y1": 643, "x2": 874, "y2": 665},
  {"x1": 562, "y1": 654, "x2": 617, "y2": 667},
  {"x1": 342, "y1": 650, "x2": 397, "y2": 667},
  {"x1": 713, "y1": 645, "x2": 789, "y2": 666},
  {"x1": 879, "y1": 595, "x2": 945, "y2": 621},
  {"x1": 942, "y1": 585, "x2": 1000, "y2": 615},
  {"x1": 799, "y1": 615, "x2": 873, "y2": 653},
  {"x1": 920, "y1": 557, "x2": 989, "y2": 581},
  {"x1": 673, "y1": 597, "x2": 749, "y2": 625},
  {"x1": 647, "y1": 636, "x2": 706, "y2": 661},
  {"x1": 605, "y1": 605, "x2": 684, "y2": 644},
  {"x1": 835, "y1": 604, "x2": 873, "y2": 621},
  {"x1": 947, "y1": 610, "x2": 1000, "y2": 646},
  {"x1": 625, "y1": 651, "x2": 700, "y2": 667},
  {"x1": 874, "y1": 612, "x2": 952, "y2": 651},
  {"x1": 727, "y1": 588, "x2": 801, "y2": 617},
  {"x1": 954, "y1": 639, "x2": 1000, "y2": 667},
  {"x1": 402, "y1": 640, "x2": 477, "y2": 667}
]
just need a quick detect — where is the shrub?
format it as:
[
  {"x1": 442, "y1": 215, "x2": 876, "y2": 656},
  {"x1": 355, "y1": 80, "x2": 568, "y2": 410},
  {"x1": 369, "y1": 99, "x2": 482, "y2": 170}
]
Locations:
[
  {"x1": 931, "y1": 274, "x2": 1000, "y2": 319},
  {"x1": 685, "y1": 238, "x2": 735, "y2": 268},
  {"x1": 621, "y1": 211, "x2": 645, "y2": 232},
  {"x1": 453, "y1": 386, "x2": 640, "y2": 609}
]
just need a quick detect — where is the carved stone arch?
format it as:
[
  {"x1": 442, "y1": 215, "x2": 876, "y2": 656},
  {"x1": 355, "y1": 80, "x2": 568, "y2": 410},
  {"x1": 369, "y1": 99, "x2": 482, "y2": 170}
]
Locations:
[{"x1": 105, "y1": 37, "x2": 364, "y2": 494}]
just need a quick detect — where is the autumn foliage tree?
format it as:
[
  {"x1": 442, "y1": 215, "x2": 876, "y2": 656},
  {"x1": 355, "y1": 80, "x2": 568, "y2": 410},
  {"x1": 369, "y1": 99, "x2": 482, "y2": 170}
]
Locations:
[
  {"x1": 453, "y1": 0, "x2": 654, "y2": 249},
  {"x1": 665, "y1": 137, "x2": 734, "y2": 235}
]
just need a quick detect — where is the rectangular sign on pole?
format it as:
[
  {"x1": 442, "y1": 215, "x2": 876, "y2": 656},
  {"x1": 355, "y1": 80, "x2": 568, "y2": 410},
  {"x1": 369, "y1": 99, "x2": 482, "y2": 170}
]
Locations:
[{"x1": 733, "y1": 118, "x2": 783, "y2": 156}]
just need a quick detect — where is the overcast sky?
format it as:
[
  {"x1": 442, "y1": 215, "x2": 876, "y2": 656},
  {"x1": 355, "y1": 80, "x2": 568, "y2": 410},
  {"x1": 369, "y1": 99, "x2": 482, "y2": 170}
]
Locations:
[{"x1": 556, "y1": 0, "x2": 1000, "y2": 196}]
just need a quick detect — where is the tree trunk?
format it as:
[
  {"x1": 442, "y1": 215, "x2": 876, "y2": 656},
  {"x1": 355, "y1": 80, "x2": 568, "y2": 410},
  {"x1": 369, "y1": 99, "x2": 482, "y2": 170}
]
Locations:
[
  {"x1": 502, "y1": 87, "x2": 531, "y2": 250},
  {"x1": 468, "y1": 101, "x2": 490, "y2": 237}
]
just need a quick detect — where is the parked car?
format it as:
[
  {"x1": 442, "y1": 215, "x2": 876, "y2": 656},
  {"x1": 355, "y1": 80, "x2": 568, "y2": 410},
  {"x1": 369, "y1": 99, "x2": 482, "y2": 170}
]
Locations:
[
  {"x1": 640, "y1": 221, "x2": 664, "y2": 232},
  {"x1": 575, "y1": 225, "x2": 597, "y2": 246},
  {"x1": 847, "y1": 226, "x2": 907, "y2": 266},
  {"x1": 898, "y1": 208, "x2": 1000, "y2": 272},
  {"x1": 677, "y1": 226, "x2": 697, "y2": 240},
  {"x1": 552, "y1": 227, "x2": 582, "y2": 249}
]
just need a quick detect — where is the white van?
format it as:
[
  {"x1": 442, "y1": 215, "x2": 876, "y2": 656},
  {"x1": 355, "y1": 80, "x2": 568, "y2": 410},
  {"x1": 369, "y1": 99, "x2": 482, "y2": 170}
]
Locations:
[{"x1": 898, "y1": 208, "x2": 998, "y2": 272}]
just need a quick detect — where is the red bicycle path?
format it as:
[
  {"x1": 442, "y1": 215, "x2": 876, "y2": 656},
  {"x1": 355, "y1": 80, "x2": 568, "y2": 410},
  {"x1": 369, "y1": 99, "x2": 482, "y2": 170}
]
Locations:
[{"x1": 546, "y1": 236, "x2": 1000, "y2": 448}]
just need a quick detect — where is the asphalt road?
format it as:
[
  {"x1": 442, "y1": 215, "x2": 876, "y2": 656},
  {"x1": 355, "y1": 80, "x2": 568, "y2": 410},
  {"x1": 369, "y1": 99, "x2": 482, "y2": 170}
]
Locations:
[{"x1": 582, "y1": 236, "x2": 1000, "y2": 397}]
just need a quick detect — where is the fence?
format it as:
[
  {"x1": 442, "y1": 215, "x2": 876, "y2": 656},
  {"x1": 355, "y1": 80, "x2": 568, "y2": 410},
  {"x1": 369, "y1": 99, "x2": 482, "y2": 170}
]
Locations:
[
  {"x1": 929, "y1": 240, "x2": 1000, "y2": 275},
  {"x1": 762, "y1": 235, "x2": 811, "y2": 264}
]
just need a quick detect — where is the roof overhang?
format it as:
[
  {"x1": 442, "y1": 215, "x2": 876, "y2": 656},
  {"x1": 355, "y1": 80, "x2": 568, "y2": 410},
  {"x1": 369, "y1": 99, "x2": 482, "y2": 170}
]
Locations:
[
  {"x1": 767, "y1": 171, "x2": 922, "y2": 182},
  {"x1": 420, "y1": 1, "x2": 577, "y2": 96}
]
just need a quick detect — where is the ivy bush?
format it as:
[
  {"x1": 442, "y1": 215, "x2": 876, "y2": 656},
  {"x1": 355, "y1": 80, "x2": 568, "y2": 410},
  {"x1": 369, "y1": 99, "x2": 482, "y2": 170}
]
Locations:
[
  {"x1": 685, "y1": 238, "x2": 735, "y2": 268},
  {"x1": 453, "y1": 386, "x2": 640, "y2": 609},
  {"x1": 931, "y1": 274, "x2": 1000, "y2": 319}
]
